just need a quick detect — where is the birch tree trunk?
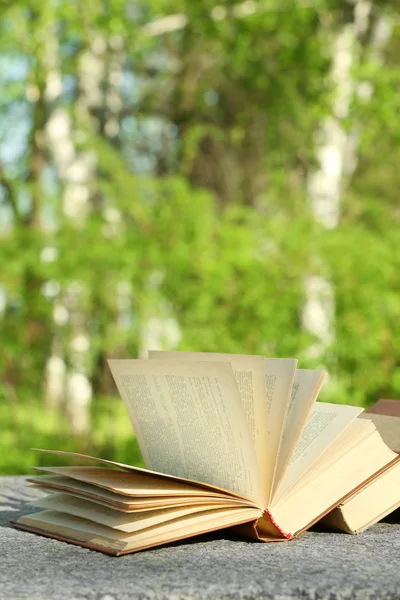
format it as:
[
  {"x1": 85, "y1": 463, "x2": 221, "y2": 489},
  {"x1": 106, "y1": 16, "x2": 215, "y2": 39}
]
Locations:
[
  {"x1": 44, "y1": 35, "x2": 102, "y2": 433},
  {"x1": 303, "y1": 1, "x2": 392, "y2": 365},
  {"x1": 44, "y1": 28, "x2": 127, "y2": 432},
  {"x1": 44, "y1": 106, "x2": 94, "y2": 430}
]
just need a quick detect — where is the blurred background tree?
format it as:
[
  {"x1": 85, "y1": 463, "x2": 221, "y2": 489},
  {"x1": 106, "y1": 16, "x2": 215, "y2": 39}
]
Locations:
[{"x1": 1, "y1": 0, "x2": 400, "y2": 474}]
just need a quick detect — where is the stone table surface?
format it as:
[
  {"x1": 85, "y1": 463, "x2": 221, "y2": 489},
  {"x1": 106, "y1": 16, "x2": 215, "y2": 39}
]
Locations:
[{"x1": 1, "y1": 476, "x2": 400, "y2": 600}]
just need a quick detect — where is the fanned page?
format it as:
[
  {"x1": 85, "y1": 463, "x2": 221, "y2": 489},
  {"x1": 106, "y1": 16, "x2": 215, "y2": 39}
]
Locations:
[
  {"x1": 33, "y1": 448, "x2": 251, "y2": 498},
  {"x1": 149, "y1": 351, "x2": 297, "y2": 502},
  {"x1": 108, "y1": 359, "x2": 265, "y2": 506},
  {"x1": 274, "y1": 419, "x2": 372, "y2": 502},
  {"x1": 32, "y1": 466, "x2": 234, "y2": 497},
  {"x1": 149, "y1": 352, "x2": 268, "y2": 495},
  {"x1": 28, "y1": 476, "x2": 247, "y2": 511},
  {"x1": 28, "y1": 493, "x2": 250, "y2": 534},
  {"x1": 16, "y1": 505, "x2": 261, "y2": 555},
  {"x1": 272, "y1": 402, "x2": 363, "y2": 503},
  {"x1": 269, "y1": 425, "x2": 397, "y2": 536},
  {"x1": 28, "y1": 475, "x2": 248, "y2": 513},
  {"x1": 263, "y1": 357, "x2": 297, "y2": 499},
  {"x1": 271, "y1": 369, "x2": 326, "y2": 498}
]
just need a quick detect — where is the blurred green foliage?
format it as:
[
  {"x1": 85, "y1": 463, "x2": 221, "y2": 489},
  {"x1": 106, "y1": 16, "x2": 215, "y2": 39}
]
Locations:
[
  {"x1": 1, "y1": 0, "x2": 400, "y2": 474},
  {"x1": 0, "y1": 395, "x2": 143, "y2": 475}
]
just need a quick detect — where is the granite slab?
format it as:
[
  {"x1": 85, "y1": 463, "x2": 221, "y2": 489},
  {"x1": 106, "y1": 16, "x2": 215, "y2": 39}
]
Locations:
[{"x1": 1, "y1": 476, "x2": 399, "y2": 600}]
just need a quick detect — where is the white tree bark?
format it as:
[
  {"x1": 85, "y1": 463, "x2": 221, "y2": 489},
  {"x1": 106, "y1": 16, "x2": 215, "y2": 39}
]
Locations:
[
  {"x1": 303, "y1": 1, "x2": 392, "y2": 363},
  {"x1": 44, "y1": 31, "x2": 128, "y2": 432},
  {"x1": 43, "y1": 36, "x2": 103, "y2": 432}
]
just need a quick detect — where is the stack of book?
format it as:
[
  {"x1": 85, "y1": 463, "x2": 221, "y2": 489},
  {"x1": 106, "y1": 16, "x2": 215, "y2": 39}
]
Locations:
[{"x1": 12, "y1": 352, "x2": 400, "y2": 555}]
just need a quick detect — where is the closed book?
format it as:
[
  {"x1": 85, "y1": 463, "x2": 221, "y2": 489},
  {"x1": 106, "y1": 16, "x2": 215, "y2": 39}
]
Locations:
[{"x1": 321, "y1": 399, "x2": 400, "y2": 534}]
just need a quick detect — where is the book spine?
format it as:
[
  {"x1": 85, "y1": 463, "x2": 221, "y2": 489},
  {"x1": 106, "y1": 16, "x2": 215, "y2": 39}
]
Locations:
[{"x1": 264, "y1": 509, "x2": 293, "y2": 539}]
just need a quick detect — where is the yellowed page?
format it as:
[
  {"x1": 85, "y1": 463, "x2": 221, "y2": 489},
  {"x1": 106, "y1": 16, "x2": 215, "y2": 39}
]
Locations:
[
  {"x1": 269, "y1": 428, "x2": 397, "y2": 535},
  {"x1": 149, "y1": 351, "x2": 297, "y2": 502},
  {"x1": 33, "y1": 466, "x2": 237, "y2": 498},
  {"x1": 272, "y1": 402, "x2": 363, "y2": 502},
  {"x1": 272, "y1": 369, "x2": 326, "y2": 495},
  {"x1": 17, "y1": 505, "x2": 261, "y2": 553},
  {"x1": 29, "y1": 493, "x2": 249, "y2": 533},
  {"x1": 272, "y1": 419, "x2": 373, "y2": 503},
  {"x1": 28, "y1": 476, "x2": 148, "y2": 506},
  {"x1": 124, "y1": 506, "x2": 260, "y2": 552},
  {"x1": 33, "y1": 448, "x2": 248, "y2": 497},
  {"x1": 109, "y1": 359, "x2": 264, "y2": 505},
  {"x1": 149, "y1": 351, "x2": 270, "y2": 495},
  {"x1": 263, "y1": 357, "x2": 297, "y2": 501},
  {"x1": 28, "y1": 476, "x2": 239, "y2": 511},
  {"x1": 149, "y1": 351, "x2": 266, "y2": 463}
]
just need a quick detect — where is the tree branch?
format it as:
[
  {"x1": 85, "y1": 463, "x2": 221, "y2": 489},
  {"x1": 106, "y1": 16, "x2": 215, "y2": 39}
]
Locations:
[{"x1": 0, "y1": 164, "x2": 21, "y2": 224}]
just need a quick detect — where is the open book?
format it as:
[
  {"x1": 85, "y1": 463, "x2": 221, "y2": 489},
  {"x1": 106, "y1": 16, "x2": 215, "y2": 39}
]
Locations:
[
  {"x1": 320, "y1": 399, "x2": 400, "y2": 534},
  {"x1": 13, "y1": 352, "x2": 399, "y2": 555}
]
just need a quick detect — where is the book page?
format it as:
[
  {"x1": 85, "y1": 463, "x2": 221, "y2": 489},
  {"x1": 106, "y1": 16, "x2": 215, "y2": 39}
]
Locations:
[
  {"x1": 28, "y1": 476, "x2": 245, "y2": 511},
  {"x1": 34, "y1": 466, "x2": 226, "y2": 497},
  {"x1": 149, "y1": 351, "x2": 297, "y2": 502},
  {"x1": 109, "y1": 359, "x2": 265, "y2": 505},
  {"x1": 269, "y1": 428, "x2": 397, "y2": 536},
  {"x1": 17, "y1": 505, "x2": 261, "y2": 554},
  {"x1": 148, "y1": 352, "x2": 266, "y2": 447},
  {"x1": 271, "y1": 369, "x2": 326, "y2": 495},
  {"x1": 263, "y1": 357, "x2": 297, "y2": 501},
  {"x1": 29, "y1": 493, "x2": 246, "y2": 533},
  {"x1": 272, "y1": 402, "x2": 363, "y2": 503},
  {"x1": 274, "y1": 419, "x2": 373, "y2": 500},
  {"x1": 33, "y1": 448, "x2": 249, "y2": 496}
]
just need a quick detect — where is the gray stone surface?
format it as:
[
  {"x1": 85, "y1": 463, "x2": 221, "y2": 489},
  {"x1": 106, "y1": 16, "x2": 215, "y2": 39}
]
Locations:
[{"x1": 1, "y1": 476, "x2": 399, "y2": 600}]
